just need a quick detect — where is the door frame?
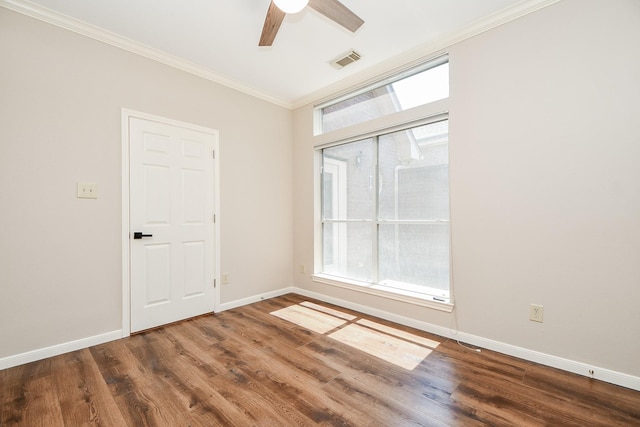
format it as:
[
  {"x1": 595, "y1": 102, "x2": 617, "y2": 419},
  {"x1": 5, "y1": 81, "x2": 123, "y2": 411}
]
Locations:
[{"x1": 121, "y1": 108, "x2": 221, "y2": 337}]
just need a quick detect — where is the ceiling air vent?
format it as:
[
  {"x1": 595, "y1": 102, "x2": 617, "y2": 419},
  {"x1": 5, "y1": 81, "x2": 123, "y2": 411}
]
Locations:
[{"x1": 331, "y1": 50, "x2": 362, "y2": 69}]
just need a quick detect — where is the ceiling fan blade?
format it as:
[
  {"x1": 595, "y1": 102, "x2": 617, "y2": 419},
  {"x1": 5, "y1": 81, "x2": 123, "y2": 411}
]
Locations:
[
  {"x1": 308, "y1": 0, "x2": 364, "y2": 33},
  {"x1": 259, "y1": 1, "x2": 287, "y2": 46}
]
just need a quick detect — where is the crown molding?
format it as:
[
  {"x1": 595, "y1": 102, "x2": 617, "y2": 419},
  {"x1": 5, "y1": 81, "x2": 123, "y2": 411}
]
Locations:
[
  {"x1": 0, "y1": 0, "x2": 293, "y2": 109},
  {"x1": 292, "y1": 0, "x2": 561, "y2": 109},
  {"x1": 1, "y1": 0, "x2": 559, "y2": 111}
]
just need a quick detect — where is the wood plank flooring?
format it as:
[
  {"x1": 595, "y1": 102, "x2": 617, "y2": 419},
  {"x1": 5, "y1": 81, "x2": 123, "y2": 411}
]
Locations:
[{"x1": 2, "y1": 293, "x2": 639, "y2": 426}]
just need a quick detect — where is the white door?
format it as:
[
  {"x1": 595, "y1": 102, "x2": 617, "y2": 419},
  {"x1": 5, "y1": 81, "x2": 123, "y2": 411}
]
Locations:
[{"x1": 129, "y1": 116, "x2": 216, "y2": 333}]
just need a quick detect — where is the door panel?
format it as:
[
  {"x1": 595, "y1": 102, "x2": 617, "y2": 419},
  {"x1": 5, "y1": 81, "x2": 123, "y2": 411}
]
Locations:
[
  {"x1": 130, "y1": 117, "x2": 216, "y2": 333},
  {"x1": 183, "y1": 169, "x2": 205, "y2": 223},
  {"x1": 145, "y1": 244, "x2": 171, "y2": 305},
  {"x1": 144, "y1": 165, "x2": 171, "y2": 224},
  {"x1": 184, "y1": 241, "x2": 205, "y2": 297}
]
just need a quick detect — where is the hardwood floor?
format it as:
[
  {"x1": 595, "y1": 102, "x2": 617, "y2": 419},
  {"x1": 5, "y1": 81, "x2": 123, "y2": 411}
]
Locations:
[{"x1": 2, "y1": 293, "x2": 639, "y2": 426}]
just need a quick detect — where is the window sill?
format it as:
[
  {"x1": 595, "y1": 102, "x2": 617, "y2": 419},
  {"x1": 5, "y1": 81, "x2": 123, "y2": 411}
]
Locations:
[{"x1": 312, "y1": 274, "x2": 454, "y2": 313}]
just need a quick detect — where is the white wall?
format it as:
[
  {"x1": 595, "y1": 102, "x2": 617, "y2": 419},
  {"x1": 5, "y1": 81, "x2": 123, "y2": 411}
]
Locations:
[
  {"x1": 293, "y1": 0, "x2": 640, "y2": 380},
  {"x1": 0, "y1": 8, "x2": 293, "y2": 360}
]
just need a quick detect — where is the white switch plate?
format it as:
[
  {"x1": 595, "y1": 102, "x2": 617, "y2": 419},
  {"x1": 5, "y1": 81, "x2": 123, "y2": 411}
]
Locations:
[{"x1": 77, "y1": 182, "x2": 97, "y2": 199}]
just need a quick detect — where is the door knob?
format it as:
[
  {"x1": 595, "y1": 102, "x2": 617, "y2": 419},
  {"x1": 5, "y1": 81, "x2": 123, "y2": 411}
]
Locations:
[{"x1": 133, "y1": 232, "x2": 153, "y2": 239}]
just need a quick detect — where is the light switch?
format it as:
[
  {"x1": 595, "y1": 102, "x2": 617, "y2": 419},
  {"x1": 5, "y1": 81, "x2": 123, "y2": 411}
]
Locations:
[{"x1": 77, "y1": 182, "x2": 98, "y2": 199}]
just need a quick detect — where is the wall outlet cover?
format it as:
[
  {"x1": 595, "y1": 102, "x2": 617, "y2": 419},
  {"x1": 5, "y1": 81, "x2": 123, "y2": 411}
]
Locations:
[
  {"x1": 77, "y1": 182, "x2": 97, "y2": 199},
  {"x1": 529, "y1": 304, "x2": 544, "y2": 323}
]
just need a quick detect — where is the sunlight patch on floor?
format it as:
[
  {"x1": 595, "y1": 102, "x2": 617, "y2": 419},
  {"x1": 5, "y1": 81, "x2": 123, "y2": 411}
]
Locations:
[
  {"x1": 270, "y1": 304, "x2": 348, "y2": 334},
  {"x1": 270, "y1": 301, "x2": 440, "y2": 370},
  {"x1": 329, "y1": 324, "x2": 433, "y2": 370},
  {"x1": 300, "y1": 301, "x2": 357, "y2": 320},
  {"x1": 356, "y1": 318, "x2": 441, "y2": 348}
]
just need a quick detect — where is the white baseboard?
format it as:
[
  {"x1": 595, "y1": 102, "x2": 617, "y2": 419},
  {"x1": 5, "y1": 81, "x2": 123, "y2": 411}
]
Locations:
[
  {"x1": 291, "y1": 287, "x2": 640, "y2": 392},
  {"x1": 0, "y1": 329, "x2": 122, "y2": 371},
  {"x1": 449, "y1": 330, "x2": 640, "y2": 392},
  {"x1": 3, "y1": 287, "x2": 638, "y2": 393},
  {"x1": 216, "y1": 286, "x2": 296, "y2": 312},
  {"x1": 0, "y1": 286, "x2": 297, "y2": 371}
]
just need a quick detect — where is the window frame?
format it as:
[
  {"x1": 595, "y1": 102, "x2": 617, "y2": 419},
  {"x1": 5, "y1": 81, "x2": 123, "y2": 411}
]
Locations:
[
  {"x1": 313, "y1": 53, "x2": 449, "y2": 136},
  {"x1": 313, "y1": 115, "x2": 453, "y2": 312},
  {"x1": 312, "y1": 54, "x2": 453, "y2": 311}
]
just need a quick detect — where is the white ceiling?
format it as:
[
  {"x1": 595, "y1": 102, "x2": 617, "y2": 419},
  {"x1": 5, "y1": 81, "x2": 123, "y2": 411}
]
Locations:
[{"x1": 2, "y1": 0, "x2": 557, "y2": 108}]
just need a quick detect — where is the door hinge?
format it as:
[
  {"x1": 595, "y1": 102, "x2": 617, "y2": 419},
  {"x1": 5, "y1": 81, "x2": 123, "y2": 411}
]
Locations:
[
  {"x1": 212, "y1": 150, "x2": 215, "y2": 159},
  {"x1": 213, "y1": 214, "x2": 216, "y2": 223},
  {"x1": 213, "y1": 279, "x2": 217, "y2": 288}
]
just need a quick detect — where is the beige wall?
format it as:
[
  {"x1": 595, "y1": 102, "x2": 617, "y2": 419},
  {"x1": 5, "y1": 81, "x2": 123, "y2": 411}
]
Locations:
[
  {"x1": 0, "y1": 8, "x2": 293, "y2": 359},
  {"x1": 293, "y1": 0, "x2": 640, "y2": 378}
]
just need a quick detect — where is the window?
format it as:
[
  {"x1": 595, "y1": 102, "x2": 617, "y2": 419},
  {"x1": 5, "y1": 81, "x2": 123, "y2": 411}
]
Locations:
[
  {"x1": 314, "y1": 55, "x2": 451, "y2": 309},
  {"x1": 317, "y1": 55, "x2": 449, "y2": 134},
  {"x1": 319, "y1": 119, "x2": 450, "y2": 305}
]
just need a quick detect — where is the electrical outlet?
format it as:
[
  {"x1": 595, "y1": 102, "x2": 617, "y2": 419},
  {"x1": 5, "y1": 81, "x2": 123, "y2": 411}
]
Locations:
[
  {"x1": 299, "y1": 264, "x2": 306, "y2": 274},
  {"x1": 222, "y1": 273, "x2": 230, "y2": 285},
  {"x1": 529, "y1": 304, "x2": 544, "y2": 323},
  {"x1": 77, "y1": 182, "x2": 97, "y2": 199}
]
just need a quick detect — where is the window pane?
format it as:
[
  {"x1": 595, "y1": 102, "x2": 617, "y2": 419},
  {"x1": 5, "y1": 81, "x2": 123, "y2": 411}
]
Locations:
[
  {"x1": 322, "y1": 139, "x2": 374, "y2": 220},
  {"x1": 323, "y1": 222, "x2": 373, "y2": 282},
  {"x1": 319, "y1": 113, "x2": 451, "y2": 301},
  {"x1": 378, "y1": 121, "x2": 449, "y2": 221},
  {"x1": 320, "y1": 61, "x2": 448, "y2": 134},
  {"x1": 391, "y1": 64, "x2": 449, "y2": 110},
  {"x1": 378, "y1": 223, "x2": 449, "y2": 291}
]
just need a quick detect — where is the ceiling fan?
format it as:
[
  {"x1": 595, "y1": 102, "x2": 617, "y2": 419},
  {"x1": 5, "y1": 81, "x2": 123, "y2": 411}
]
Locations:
[{"x1": 259, "y1": 0, "x2": 364, "y2": 46}]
